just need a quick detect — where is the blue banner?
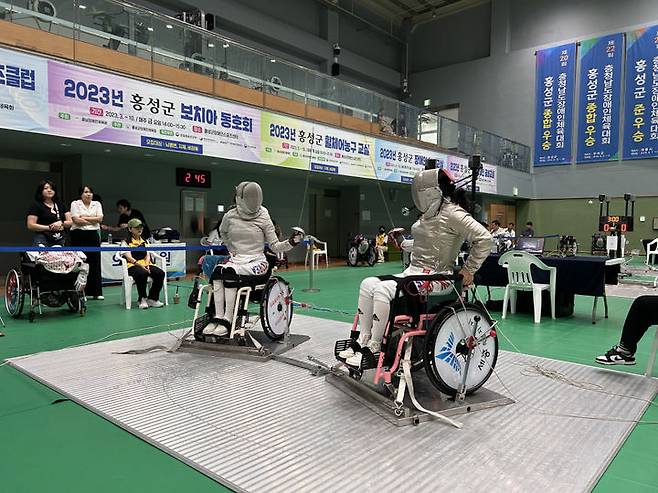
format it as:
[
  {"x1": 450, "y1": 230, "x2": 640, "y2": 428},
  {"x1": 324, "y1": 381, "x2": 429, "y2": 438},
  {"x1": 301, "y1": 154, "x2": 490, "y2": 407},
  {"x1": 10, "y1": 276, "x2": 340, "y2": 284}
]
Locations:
[
  {"x1": 576, "y1": 33, "x2": 624, "y2": 163},
  {"x1": 534, "y1": 43, "x2": 577, "y2": 166},
  {"x1": 623, "y1": 25, "x2": 658, "y2": 160}
]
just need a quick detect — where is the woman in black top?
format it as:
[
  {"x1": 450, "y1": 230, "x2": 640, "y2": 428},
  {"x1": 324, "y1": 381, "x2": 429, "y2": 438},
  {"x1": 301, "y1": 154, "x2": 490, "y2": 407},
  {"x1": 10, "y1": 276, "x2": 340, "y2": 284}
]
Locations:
[{"x1": 26, "y1": 180, "x2": 72, "y2": 246}]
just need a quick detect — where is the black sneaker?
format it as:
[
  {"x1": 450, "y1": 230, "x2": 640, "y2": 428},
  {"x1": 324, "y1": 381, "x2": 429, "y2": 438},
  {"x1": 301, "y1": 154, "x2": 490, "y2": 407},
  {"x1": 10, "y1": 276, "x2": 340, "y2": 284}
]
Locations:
[{"x1": 595, "y1": 345, "x2": 636, "y2": 365}]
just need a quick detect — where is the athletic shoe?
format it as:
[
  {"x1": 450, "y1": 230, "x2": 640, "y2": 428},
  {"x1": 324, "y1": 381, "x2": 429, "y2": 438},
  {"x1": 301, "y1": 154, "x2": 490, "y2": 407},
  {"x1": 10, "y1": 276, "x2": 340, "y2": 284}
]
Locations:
[
  {"x1": 92, "y1": 296, "x2": 105, "y2": 300},
  {"x1": 203, "y1": 321, "x2": 218, "y2": 335},
  {"x1": 345, "y1": 351, "x2": 363, "y2": 367},
  {"x1": 345, "y1": 341, "x2": 380, "y2": 367},
  {"x1": 212, "y1": 321, "x2": 229, "y2": 337},
  {"x1": 138, "y1": 299, "x2": 149, "y2": 310},
  {"x1": 146, "y1": 299, "x2": 164, "y2": 308},
  {"x1": 595, "y1": 345, "x2": 636, "y2": 365},
  {"x1": 338, "y1": 347, "x2": 355, "y2": 359}
]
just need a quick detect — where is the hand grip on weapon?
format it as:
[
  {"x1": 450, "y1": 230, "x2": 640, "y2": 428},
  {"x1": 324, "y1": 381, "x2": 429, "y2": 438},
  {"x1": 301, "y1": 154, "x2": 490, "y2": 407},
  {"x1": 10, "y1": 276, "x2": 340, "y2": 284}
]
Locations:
[{"x1": 288, "y1": 226, "x2": 305, "y2": 246}]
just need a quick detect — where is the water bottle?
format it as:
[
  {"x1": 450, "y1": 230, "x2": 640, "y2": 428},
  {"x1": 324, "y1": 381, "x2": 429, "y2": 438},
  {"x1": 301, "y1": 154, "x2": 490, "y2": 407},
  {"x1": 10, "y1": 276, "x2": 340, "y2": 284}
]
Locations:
[
  {"x1": 107, "y1": 233, "x2": 113, "y2": 244},
  {"x1": 173, "y1": 286, "x2": 180, "y2": 304}
]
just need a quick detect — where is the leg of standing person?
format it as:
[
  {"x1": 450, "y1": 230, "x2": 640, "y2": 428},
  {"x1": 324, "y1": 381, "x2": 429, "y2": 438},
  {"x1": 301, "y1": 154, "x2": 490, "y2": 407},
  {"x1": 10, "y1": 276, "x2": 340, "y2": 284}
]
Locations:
[
  {"x1": 128, "y1": 265, "x2": 149, "y2": 305},
  {"x1": 71, "y1": 229, "x2": 103, "y2": 298},
  {"x1": 596, "y1": 295, "x2": 658, "y2": 364},
  {"x1": 86, "y1": 230, "x2": 102, "y2": 298}
]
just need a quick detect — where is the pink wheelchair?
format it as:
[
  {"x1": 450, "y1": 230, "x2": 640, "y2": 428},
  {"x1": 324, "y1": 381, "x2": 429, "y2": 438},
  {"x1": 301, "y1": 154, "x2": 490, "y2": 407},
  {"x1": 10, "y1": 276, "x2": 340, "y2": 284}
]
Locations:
[{"x1": 335, "y1": 273, "x2": 499, "y2": 422}]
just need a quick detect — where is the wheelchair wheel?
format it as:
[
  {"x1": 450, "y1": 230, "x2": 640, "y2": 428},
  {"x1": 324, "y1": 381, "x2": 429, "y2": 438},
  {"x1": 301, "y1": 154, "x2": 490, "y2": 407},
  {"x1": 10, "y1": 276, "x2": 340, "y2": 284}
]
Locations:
[
  {"x1": 347, "y1": 246, "x2": 358, "y2": 267},
  {"x1": 260, "y1": 276, "x2": 293, "y2": 340},
  {"x1": 67, "y1": 293, "x2": 80, "y2": 313},
  {"x1": 366, "y1": 247, "x2": 377, "y2": 267},
  {"x1": 5, "y1": 269, "x2": 24, "y2": 318},
  {"x1": 423, "y1": 302, "x2": 498, "y2": 396}
]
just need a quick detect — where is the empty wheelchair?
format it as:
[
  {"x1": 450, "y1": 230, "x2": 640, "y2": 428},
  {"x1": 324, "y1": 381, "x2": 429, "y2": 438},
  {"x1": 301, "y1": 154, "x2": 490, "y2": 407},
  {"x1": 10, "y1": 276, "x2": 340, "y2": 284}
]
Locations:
[
  {"x1": 5, "y1": 253, "x2": 87, "y2": 323},
  {"x1": 347, "y1": 233, "x2": 377, "y2": 267},
  {"x1": 190, "y1": 250, "x2": 293, "y2": 348},
  {"x1": 335, "y1": 273, "x2": 498, "y2": 426}
]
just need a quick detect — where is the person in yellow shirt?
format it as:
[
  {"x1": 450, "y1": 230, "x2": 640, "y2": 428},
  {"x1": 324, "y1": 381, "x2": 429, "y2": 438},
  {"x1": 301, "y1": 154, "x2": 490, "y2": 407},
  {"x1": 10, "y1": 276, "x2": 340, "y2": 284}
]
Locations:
[
  {"x1": 121, "y1": 218, "x2": 165, "y2": 309},
  {"x1": 375, "y1": 225, "x2": 388, "y2": 263}
]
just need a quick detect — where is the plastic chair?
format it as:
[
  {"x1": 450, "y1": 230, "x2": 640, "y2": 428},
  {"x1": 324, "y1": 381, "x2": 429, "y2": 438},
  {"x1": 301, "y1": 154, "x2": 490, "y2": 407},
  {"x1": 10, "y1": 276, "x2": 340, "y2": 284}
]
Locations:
[
  {"x1": 498, "y1": 251, "x2": 556, "y2": 324},
  {"x1": 119, "y1": 255, "x2": 169, "y2": 309},
  {"x1": 305, "y1": 241, "x2": 328, "y2": 269},
  {"x1": 646, "y1": 239, "x2": 658, "y2": 266}
]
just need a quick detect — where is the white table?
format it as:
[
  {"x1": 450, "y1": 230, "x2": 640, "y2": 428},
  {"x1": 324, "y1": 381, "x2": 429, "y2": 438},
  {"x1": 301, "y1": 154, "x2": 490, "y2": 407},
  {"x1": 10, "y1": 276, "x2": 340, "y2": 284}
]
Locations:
[{"x1": 101, "y1": 242, "x2": 186, "y2": 284}]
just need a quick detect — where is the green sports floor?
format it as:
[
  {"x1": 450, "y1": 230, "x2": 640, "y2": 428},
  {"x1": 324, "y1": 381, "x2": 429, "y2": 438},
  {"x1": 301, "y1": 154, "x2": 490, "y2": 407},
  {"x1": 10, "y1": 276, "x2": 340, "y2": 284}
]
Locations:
[{"x1": 1, "y1": 263, "x2": 657, "y2": 492}]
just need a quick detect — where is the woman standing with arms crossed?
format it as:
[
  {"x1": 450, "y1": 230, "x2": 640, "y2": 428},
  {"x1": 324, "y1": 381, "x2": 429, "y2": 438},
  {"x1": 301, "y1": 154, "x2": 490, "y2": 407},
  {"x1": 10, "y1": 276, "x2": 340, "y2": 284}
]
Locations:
[{"x1": 70, "y1": 185, "x2": 104, "y2": 299}]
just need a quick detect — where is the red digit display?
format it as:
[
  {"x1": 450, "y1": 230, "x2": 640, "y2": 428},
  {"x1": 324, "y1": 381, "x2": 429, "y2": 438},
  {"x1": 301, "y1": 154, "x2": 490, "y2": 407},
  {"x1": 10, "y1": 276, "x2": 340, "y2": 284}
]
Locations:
[{"x1": 176, "y1": 168, "x2": 211, "y2": 188}]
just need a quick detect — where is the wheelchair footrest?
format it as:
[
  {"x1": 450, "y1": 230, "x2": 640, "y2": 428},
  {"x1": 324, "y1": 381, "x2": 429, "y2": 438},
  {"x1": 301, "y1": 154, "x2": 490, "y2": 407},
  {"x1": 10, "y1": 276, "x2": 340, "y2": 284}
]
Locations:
[
  {"x1": 357, "y1": 348, "x2": 378, "y2": 371},
  {"x1": 334, "y1": 339, "x2": 378, "y2": 371},
  {"x1": 334, "y1": 338, "x2": 359, "y2": 361},
  {"x1": 193, "y1": 313, "x2": 210, "y2": 340}
]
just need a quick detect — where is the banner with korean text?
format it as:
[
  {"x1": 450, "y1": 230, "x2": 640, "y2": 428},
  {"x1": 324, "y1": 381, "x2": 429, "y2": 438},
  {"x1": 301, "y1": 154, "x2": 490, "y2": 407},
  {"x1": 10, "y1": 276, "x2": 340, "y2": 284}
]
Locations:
[
  {"x1": 623, "y1": 25, "x2": 658, "y2": 160},
  {"x1": 534, "y1": 43, "x2": 576, "y2": 166},
  {"x1": 0, "y1": 46, "x2": 496, "y2": 193},
  {"x1": 260, "y1": 111, "x2": 376, "y2": 179},
  {"x1": 576, "y1": 33, "x2": 624, "y2": 163}
]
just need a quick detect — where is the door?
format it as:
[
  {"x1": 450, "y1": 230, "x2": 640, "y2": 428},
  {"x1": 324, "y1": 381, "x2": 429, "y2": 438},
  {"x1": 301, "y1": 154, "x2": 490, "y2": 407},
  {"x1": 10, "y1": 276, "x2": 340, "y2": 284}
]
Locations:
[
  {"x1": 310, "y1": 190, "x2": 340, "y2": 258},
  {"x1": 181, "y1": 190, "x2": 207, "y2": 238}
]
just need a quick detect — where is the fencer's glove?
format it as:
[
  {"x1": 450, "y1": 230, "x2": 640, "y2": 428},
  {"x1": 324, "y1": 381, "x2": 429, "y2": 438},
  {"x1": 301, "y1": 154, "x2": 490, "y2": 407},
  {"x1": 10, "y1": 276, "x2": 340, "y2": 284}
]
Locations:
[
  {"x1": 388, "y1": 227, "x2": 405, "y2": 248},
  {"x1": 288, "y1": 227, "x2": 305, "y2": 246},
  {"x1": 288, "y1": 232, "x2": 304, "y2": 246}
]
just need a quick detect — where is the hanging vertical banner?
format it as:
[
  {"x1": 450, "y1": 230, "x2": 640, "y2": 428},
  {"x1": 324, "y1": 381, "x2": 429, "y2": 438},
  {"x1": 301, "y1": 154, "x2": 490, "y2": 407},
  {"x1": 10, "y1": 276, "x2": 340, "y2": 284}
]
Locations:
[
  {"x1": 623, "y1": 25, "x2": 658, "y2": 160},
  {"x1": 576, "y1": 33, "x2": 624, "y2": 163},
  {"x1": 534, "y1": 43, "x2": 576, "y2": 166}
]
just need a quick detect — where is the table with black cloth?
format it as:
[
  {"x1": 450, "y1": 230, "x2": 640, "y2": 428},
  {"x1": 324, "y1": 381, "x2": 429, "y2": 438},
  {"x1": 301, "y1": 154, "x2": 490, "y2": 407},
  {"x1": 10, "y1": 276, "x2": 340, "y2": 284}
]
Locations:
[{"x1": 474, "y1": 254, "x2": 620, "y2": 323}]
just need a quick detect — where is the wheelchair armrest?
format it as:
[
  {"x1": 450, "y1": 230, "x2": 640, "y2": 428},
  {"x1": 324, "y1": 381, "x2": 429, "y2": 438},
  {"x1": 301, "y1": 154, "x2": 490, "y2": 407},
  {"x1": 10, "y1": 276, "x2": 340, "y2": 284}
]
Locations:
[{"x1": 378, "y1": 273, "x2": 461, "y2": 284}]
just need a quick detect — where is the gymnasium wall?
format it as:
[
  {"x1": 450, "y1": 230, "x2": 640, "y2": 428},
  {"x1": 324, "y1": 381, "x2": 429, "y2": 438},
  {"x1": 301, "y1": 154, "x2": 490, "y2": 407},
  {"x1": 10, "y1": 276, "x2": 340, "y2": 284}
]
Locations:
[{"x1": 516, "y1": 196, "x2": 658, "y2": 252}]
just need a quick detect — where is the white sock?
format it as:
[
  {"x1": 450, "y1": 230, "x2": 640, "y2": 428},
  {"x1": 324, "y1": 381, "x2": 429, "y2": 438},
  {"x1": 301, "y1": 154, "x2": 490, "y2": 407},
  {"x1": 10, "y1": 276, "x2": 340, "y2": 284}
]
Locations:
[
  {"x1": 224, "y1": 287, "x2": 238, "y2": 323},
  {"x1": 357, "y1": 294, "x2": 374, "y2": 343},
  {"x1": 370, "y1": 299, "x2": 391, "y2": 348},
  {"x1": 212, "y1": 280, "x2": 225, "y2": 319}
]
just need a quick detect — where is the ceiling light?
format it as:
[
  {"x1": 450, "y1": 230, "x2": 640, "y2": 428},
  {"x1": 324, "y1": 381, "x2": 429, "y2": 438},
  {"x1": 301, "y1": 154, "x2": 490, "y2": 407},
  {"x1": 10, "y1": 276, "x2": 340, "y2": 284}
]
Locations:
[
  {"x1": 222, "y1": 42, "x2": 230, "y2": 48},
  {"x1": 270, "y1": 58, "x2": 276, "y2": 63},
  {"x1": 147, "y1": 27, "x2": 154, "y2": 32},
  {"x1": 166, "y1": 24, "x2": 173, "y2": 29},
  {"x1": 208, "y1": 43, "x2": 214, "y2": 48},
  {"x1": 78, "y1": 4, "x2": 87, "y2": 9}
]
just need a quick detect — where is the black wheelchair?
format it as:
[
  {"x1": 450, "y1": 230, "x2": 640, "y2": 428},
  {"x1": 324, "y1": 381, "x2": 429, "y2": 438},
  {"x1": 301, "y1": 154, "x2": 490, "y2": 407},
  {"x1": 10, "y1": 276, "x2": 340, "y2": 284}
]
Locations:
[
  {"x1": 4, "y1": 254, "x2": 87, "y2": 323},
  {"x1": 347, "y1": 234, "x2": 377, "y2": 267},
  {"x1": 190, "y1": 250, "x2": 293, "y2": 348}
]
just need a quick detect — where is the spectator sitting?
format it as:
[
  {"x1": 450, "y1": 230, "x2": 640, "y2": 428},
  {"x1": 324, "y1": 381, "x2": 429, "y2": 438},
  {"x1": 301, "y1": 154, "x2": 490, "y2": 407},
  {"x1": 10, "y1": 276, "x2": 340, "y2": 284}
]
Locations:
[
  {"x1": 103, "y1": 199, "x2": 151, "y2": 240},
  {"x1": 199, "y1": 220, "x2": 229, "y2": 279},
  {"x1": 521, "y1": 221, "x2": 535, "y2": 237},
  {"x1": 375, "y1": 225, "x2": 388, "y2": 263},
  {"x1": 506, "y1": 222, "x2": 516, "y2": 239},
  {"x1": 120, "y1": 218, "x2": 165, "y2": 309},
  {"x1": 26, "y1": 180, "x2": 72, "y2": 246},
  {"x1": 490, "y1": 220, "x2": 512, "y2": 253}
]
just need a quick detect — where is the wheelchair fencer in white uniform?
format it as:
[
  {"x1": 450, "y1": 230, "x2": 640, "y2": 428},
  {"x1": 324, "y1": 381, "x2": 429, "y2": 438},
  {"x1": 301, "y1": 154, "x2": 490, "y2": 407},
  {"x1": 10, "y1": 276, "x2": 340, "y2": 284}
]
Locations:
[
  {"x1": 201, "y1": 181, "x2": 304, "y2": 339},
  {"x1": 340, "y1": 167, "x2": 493, "y2": 368}
]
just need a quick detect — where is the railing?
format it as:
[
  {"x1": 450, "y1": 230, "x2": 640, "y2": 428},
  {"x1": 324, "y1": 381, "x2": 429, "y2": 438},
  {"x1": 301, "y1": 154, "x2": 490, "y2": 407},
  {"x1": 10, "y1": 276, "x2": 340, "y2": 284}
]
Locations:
[{"x1": 0, "y1": 0, "x2": 530, "y2": 172}]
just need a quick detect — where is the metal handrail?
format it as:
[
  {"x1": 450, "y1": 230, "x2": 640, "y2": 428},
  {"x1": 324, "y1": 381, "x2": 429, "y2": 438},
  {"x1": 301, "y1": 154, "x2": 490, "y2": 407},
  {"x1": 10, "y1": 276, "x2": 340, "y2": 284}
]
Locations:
[{"x1": 0, "y1": 0, "x2": 531, "y2": 172}]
